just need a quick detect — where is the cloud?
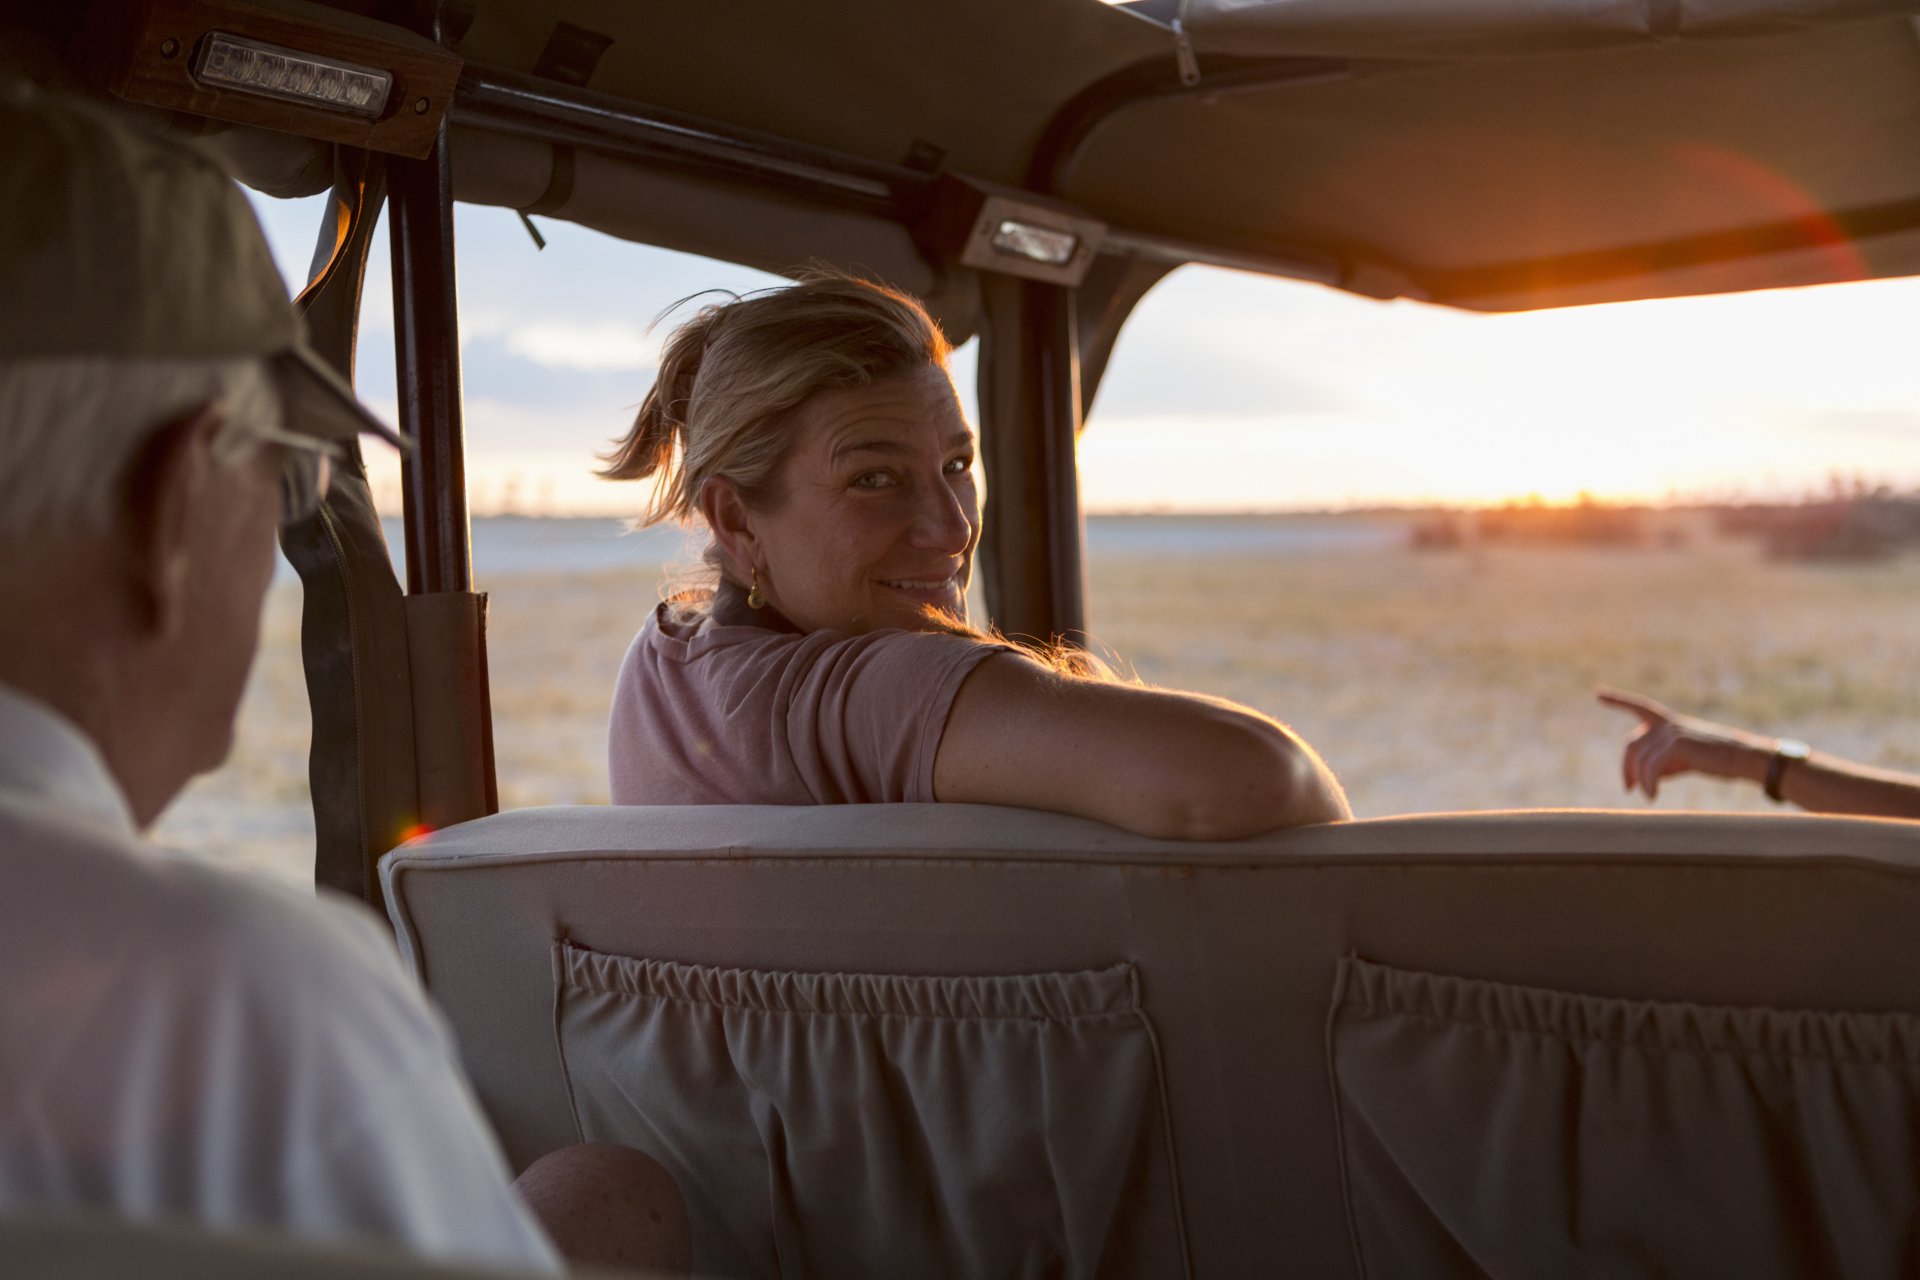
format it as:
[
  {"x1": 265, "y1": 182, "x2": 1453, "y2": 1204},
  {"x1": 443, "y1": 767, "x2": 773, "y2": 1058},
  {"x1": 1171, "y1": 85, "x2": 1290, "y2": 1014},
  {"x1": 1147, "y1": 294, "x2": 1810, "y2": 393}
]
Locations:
[
  {"x1": 503, "y1": 320, "x2": 664, "y2": 373},
  {"x1": 451, "y1": 311, "x2": 663, "y2": 373}
]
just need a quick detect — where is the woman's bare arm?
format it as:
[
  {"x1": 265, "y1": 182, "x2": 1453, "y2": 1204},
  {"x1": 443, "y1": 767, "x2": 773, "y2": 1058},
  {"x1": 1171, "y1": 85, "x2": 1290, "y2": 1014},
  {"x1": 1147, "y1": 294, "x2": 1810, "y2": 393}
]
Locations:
[
  {"x1": 934, "y1": 651, "x2": 1350, "y2": 839},
  {"x1": 1598, "y1": 687, "x2": 1920, "y2": 818}
]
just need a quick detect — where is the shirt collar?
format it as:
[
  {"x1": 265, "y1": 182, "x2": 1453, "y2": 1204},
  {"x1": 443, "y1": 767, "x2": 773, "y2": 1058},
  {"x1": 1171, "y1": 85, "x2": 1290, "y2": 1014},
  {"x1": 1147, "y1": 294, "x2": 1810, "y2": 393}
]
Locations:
[{"x1": 0, "y1": 682, "x2": 138, "y2": 836}]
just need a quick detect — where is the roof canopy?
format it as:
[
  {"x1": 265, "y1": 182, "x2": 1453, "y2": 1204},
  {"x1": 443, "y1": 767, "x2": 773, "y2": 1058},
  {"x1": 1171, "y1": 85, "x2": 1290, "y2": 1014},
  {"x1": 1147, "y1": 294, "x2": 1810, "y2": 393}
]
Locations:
[
  {"x1": 9, "y1": 0, "x2": 1920, "y2": 320},
  {"x1": 444, "y1": 0, "x2": 1920, "y2": 315}
]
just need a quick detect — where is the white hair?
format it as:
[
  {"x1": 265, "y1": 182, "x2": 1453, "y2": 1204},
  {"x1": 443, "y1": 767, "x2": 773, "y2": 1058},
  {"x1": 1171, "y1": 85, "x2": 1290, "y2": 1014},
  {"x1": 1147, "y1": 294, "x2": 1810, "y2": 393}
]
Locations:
[{"x1": 0, "y1": 356, "x2": 284, "y2": 536}]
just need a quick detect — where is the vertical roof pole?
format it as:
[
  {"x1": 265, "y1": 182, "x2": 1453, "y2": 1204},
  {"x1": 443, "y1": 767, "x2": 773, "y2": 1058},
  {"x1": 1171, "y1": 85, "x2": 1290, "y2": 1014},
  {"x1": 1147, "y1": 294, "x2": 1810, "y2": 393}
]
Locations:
[
  {"x1": 389, "y1": 4, "x2": 470, "y2": 596},
  {"x1": 977, "y1": 276, "x2": 1089, "y2": 647},
  {"x1": 383, "y1": 0, "x2": 498, "y2": 833}
]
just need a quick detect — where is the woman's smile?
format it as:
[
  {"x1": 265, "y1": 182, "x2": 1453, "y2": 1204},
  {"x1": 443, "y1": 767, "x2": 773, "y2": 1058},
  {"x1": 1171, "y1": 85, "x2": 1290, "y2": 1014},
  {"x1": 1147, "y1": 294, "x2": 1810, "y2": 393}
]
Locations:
[
  {"x1": 875, "y1": 571, "x2": 967, "y2": 619},
  {"x1": 878, "y1": 571, "x2": 962, "y2": 595}
]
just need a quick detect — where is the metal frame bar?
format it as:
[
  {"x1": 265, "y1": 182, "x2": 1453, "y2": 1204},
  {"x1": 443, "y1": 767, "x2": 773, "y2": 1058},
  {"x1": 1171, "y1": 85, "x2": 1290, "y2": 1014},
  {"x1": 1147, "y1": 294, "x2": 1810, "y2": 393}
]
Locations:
[
  {"x1": 447, "y1": 62, "x2": 1352, "y2": 291},
  {"x1": 389, "y1": 108, "x2": 472, "y2": 595},
  {"x1": 1022, "y1": 52, "x2": 1354, "y2": 195},
  {"x1": 454, "y1": 64, "x2": 918, "y2": 216},
  {"x1": 382, "y1": 1, "x2": 499, "y2": 844},
  {"x1": 978, "y1": 277, "x2": 1088, "y2": 645}
]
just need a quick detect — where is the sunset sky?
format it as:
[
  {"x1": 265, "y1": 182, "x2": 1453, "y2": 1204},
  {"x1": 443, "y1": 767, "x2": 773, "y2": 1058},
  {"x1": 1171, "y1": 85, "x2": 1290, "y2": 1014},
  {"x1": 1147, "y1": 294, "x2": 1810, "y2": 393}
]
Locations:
[{"x1": 250, "y1": 194, "x2": 1920, "y2": 516}]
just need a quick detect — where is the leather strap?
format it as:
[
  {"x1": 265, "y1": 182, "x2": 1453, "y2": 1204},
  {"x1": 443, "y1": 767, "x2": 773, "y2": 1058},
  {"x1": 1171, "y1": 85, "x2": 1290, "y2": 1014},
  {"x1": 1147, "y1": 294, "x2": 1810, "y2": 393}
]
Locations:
[{"x1": 1764, "y1": 740, "x2": 1810, "y2": 803}]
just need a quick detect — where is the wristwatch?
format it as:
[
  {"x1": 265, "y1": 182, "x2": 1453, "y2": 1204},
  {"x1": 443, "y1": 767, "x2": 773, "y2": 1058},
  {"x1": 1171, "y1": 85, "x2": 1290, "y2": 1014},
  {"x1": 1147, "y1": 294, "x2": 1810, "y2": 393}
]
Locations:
[{"x1": 1764, "y1": 738, "x2": 1811, "y2": 803}]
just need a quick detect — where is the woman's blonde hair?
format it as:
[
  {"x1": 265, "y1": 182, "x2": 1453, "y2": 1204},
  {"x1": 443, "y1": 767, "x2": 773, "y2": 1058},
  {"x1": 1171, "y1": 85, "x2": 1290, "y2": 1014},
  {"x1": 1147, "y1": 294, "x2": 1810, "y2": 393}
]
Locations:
[{"x1": 599, "y1": 271, "x2": 951, "y2": 524}]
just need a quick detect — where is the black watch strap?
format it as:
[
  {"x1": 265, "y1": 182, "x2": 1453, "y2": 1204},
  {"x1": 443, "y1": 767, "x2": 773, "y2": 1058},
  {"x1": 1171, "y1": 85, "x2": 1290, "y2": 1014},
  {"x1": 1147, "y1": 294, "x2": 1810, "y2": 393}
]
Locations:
[{"x1": 1764, "y1": 739, "x2": 1811, "y2": 803}]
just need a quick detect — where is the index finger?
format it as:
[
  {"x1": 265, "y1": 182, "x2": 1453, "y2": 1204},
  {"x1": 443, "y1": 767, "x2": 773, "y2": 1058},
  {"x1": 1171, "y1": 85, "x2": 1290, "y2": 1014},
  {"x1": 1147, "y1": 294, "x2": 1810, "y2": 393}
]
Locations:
[{"x1": 1596, "y1": 687, "x2": 1673, "y2": 723}]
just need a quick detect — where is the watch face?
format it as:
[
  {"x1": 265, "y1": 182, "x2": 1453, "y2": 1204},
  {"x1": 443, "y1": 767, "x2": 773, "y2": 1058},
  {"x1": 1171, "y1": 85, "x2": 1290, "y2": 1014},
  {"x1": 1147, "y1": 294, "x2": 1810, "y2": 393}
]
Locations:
[{"x1": 1776, "y1": 738, "x2": 1812, "y2": 761}]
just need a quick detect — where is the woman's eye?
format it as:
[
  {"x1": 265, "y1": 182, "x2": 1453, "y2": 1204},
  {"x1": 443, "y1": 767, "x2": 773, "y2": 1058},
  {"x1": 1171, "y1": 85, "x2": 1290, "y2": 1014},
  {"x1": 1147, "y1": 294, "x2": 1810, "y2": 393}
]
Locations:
[
  {"x1": 851, "y1": 471, "x2": 895, "y2": 489},
  {"x1": 944, "y1": 456, "x2": 973, "y2": 475}
]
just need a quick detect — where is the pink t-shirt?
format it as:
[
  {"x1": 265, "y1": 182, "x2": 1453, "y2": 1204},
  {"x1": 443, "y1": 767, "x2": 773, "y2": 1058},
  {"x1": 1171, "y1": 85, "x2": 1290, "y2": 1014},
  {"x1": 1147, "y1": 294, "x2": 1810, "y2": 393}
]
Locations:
[{"x1": 608, "y1": 598, "x2": 1010, "y2": 807}]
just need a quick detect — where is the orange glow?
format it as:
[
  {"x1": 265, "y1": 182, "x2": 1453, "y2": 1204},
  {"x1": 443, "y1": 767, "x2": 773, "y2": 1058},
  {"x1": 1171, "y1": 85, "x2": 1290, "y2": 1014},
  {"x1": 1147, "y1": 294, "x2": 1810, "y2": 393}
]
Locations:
[
  {"x1": 397, "y1": 822, "x2": 435, "y2": 845},
  {"x1": 1668, "y1": 143, "x2": 1868, "y2": 283},
  {"x1": 1301, "y1": 126, "x2": 1869, "y2": 300}
]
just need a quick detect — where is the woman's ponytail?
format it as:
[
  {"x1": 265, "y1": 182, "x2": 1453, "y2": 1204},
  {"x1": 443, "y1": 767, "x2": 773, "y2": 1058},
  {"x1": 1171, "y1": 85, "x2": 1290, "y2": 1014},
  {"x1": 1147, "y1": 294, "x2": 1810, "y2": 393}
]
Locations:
[{"x1": 597, "y1": 302, "x2": 726, "y2": 523}]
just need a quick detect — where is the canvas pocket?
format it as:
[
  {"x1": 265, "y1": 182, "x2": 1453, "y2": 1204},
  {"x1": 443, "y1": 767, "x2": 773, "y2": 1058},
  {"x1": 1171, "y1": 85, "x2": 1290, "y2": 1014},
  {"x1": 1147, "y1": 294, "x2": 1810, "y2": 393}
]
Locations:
[
  {"x1": 553, "y1": 941, "x2": 1186, "y2": 1280},
  {"x1": 1328, "y1": 955, "x2": 1920, "y2": 1280}
]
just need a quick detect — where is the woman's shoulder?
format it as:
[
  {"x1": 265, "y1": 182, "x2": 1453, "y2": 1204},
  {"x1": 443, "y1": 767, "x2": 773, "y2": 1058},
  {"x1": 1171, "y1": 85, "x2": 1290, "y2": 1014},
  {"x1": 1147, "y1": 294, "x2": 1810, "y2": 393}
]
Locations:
[
  {"x1": 619, "y1": 600, "x2": 821, "y2": 697},
  {"x1": 626, "y1": 604, "x2": 1006, "y2": 689}
]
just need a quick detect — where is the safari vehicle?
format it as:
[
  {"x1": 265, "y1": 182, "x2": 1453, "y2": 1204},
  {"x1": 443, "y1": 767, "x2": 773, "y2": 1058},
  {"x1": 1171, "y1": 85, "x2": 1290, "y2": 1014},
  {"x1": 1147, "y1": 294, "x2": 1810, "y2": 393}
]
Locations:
[{"x1": 9, "y1": 1, "x2": 1920, "y2": 1277}]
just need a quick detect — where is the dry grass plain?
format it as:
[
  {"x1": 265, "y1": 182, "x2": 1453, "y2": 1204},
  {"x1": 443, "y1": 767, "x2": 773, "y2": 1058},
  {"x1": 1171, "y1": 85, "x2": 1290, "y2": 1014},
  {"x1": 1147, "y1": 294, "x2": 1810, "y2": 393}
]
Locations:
[{"x1": 156, "y1": 517, "x2": 1920, "y2": 883}]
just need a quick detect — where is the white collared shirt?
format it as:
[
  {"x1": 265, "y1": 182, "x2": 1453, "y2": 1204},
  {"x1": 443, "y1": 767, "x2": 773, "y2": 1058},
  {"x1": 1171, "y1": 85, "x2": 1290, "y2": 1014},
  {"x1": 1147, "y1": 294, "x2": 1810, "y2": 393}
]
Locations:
[{"x1": 0, "y1": 683, "x2": 560, "y2": 1272}]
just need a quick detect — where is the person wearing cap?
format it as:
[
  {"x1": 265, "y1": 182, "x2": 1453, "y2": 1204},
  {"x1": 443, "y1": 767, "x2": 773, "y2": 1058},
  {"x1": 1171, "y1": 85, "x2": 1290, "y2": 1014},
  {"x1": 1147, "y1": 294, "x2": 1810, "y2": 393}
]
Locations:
[
  {"x1": 1597, "y1": 687, "x2": 1920, "y2": 817},
  {"x1": 0, "y1": 83, "x2": 687, "y2": 1273}
]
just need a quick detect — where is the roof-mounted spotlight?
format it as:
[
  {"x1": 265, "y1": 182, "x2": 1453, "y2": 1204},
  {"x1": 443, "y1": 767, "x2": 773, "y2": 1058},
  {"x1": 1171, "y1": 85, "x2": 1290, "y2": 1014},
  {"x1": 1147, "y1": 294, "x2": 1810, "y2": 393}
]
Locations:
[
  {"x1": 916, "y1": 174, "x2": 1105, "y2": 287},
  {"x1": 191, "y1": 33, "x2": 392, "y2": 118},
  {"x1": 74, "y1": 0, "x2": 461, "y2": 158},
  {"x1": 990, "y1": 218, "x2": 1082, "y2": 268}
]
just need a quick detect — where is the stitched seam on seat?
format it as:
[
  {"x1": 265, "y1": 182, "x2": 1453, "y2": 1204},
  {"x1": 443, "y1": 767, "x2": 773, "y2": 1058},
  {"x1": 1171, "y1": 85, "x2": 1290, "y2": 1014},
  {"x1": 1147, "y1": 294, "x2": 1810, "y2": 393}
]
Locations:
[
  {"x1": 1327, "y1": 955, "x2": 1375, "y2": 1280},
  {"x1": 1133, "y1": 982, "x2": 1194, "y2": 1280},
  {"x1": 1336, "y1": 1002, "x2": 1920, "y2": 1069},
  {"x1": 557, "y1": 944, "x2": 1142, "y2": 1022},
  {"x1": 550, "y1": 939, "x2": 588, "y2": 1145}
]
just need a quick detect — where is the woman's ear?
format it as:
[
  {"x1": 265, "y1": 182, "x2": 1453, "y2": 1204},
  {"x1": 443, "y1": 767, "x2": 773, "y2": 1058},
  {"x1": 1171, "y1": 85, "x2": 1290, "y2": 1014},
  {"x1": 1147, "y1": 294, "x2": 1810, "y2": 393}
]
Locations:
[
  {"x1": 697, "y1": 476, "x2": 760, "y2": 580},
  {"x1": 119, "y1": 403, "x2": 221, "y2": 638}
]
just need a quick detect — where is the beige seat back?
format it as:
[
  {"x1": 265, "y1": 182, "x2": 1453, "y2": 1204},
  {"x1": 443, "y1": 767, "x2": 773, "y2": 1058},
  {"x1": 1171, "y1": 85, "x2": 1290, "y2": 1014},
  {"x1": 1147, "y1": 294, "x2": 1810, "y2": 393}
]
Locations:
[{"x1": 383, "y1": 805, "x2": 1920, "y2": 1279}]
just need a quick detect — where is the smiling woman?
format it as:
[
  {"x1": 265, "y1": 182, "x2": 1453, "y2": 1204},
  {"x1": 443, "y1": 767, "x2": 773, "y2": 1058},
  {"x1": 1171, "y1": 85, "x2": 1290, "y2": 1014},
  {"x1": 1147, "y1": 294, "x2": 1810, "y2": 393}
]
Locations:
[
  {"x1": 601, "y1": 272, "x2": 1350, "y2": 837},
  {"x1": 702, "y1": 366, "x2": 979, "y2": 633}
]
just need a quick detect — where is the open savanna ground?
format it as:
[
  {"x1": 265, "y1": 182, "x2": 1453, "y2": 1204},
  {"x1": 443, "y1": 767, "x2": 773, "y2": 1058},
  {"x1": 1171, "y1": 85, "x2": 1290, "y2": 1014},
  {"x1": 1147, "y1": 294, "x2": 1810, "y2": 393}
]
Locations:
[
  {"x1": 157, "y1": 518, "x2": 1920, "y2": 883},
  {"x1": 1088, "y1": 528, "x2": 1920, "y2": 816}
]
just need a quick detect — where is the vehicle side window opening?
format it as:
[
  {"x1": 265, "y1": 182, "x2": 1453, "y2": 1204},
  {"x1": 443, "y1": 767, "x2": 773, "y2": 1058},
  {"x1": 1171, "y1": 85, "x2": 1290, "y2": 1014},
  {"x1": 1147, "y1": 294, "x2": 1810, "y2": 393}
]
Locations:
[
  {"x1": 1077, "y1": 264, "x2": 1920, "y2": 820},
  {"x1": 158, "y1": 190, "x2": 1920, "y2": 874}
]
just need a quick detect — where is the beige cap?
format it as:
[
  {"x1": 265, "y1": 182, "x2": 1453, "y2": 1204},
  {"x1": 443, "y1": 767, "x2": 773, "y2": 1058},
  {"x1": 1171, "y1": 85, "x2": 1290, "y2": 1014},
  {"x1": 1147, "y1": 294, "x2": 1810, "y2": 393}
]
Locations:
[{"x1": 0, "y1": 78, "x2": 402, "y2": 448}]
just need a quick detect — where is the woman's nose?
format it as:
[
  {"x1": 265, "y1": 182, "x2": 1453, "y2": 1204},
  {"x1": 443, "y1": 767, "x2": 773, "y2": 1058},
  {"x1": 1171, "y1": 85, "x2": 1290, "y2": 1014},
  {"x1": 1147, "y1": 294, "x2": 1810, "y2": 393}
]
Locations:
[{"x1": 911, "y1": 476, "x2": 977, "y2": 554}]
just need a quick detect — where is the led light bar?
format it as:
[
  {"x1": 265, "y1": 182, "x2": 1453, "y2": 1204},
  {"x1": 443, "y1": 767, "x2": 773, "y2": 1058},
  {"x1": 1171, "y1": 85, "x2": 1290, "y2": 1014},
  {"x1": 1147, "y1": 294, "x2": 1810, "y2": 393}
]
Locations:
[
  {"x1": 191, "y1": 33, "x2": 392, "y2": 119},
  {"x1": 990, "y1": 219, "x2": 1081, "y2": 268}
]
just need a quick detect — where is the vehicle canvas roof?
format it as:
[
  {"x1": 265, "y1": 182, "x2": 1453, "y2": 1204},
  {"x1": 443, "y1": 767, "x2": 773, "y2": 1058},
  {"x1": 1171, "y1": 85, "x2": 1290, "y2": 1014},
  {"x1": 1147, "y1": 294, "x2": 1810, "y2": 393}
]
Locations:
[
  {"x1": 5, "y1": 0, "x2": 1920, "y2": 334},
  {"x1": 436, "y1": 0, "x2": 1920, "y2": 313}
]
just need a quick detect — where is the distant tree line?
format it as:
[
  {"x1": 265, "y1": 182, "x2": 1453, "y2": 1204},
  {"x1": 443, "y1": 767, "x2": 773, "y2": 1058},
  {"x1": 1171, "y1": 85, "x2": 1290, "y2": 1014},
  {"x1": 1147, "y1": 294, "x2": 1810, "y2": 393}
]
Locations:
[
  {"x1": 1715, "y1": 479, "x2": 1920, "y2": 562},
  {"x1": 1409, "y1": 480, "x2": 1920, "y2": 561}
]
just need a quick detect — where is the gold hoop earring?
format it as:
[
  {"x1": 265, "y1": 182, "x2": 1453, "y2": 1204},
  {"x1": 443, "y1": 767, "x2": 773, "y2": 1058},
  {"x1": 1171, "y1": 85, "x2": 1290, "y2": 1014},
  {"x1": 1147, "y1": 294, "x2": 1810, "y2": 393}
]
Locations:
[{"x1": 746, "y1": 569, "x2": 767, "y2": 610}]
